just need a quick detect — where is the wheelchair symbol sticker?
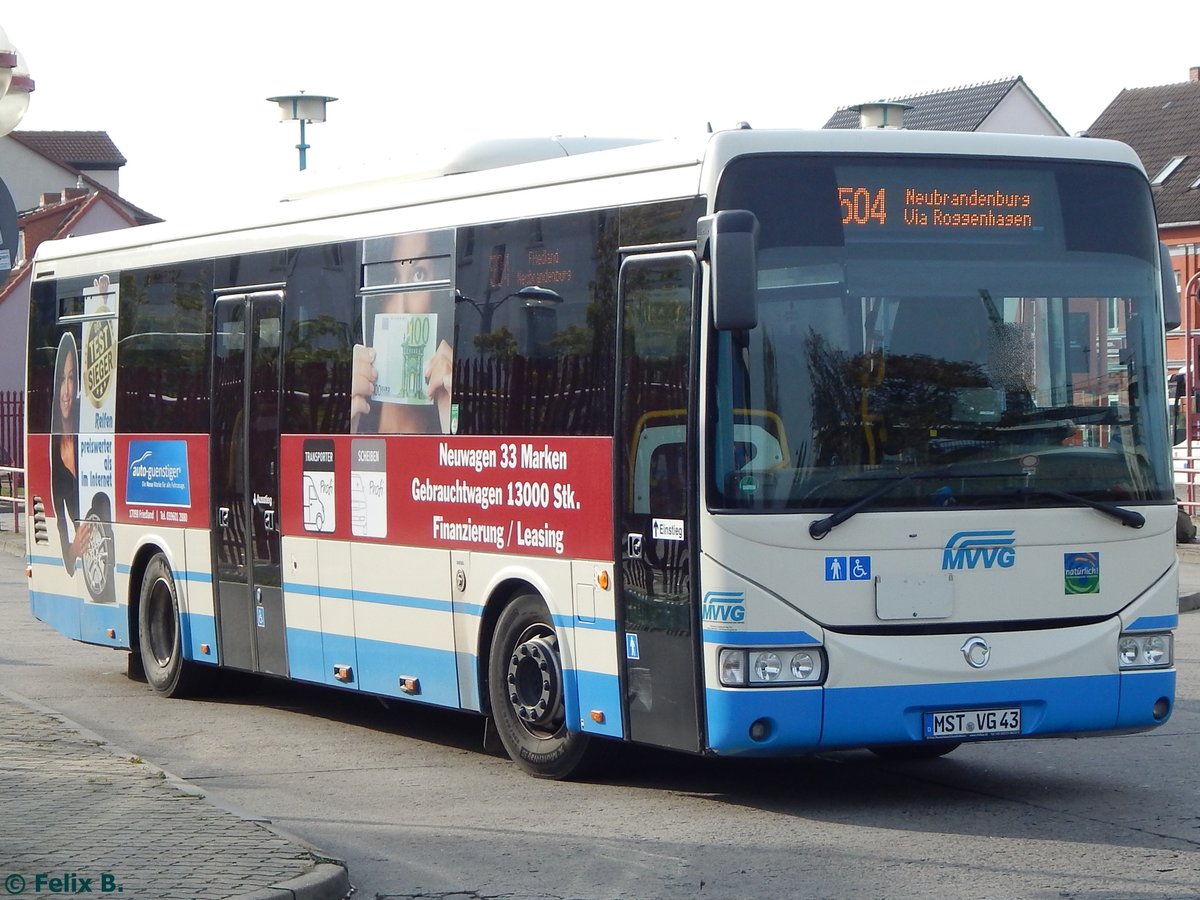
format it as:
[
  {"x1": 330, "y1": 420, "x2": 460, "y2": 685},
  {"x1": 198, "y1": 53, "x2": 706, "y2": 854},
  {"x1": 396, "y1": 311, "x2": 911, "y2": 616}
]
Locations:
[{"x1": 826, "y1": 555, "x2": 872, "y2": 582}]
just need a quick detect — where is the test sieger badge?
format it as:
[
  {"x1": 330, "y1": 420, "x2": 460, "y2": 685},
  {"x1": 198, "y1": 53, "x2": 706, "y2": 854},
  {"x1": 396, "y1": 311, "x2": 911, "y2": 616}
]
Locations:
[{"x1": 83, "y1": 275, "x2": 116, "y2": 411}]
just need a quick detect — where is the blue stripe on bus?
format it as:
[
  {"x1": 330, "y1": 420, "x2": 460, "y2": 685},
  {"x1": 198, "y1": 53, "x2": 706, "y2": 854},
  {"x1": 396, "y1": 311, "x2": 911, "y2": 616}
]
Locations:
[
  {"x1": 31, "y1": 588, "x2": 218, "y2": 660},
  {"x1": 706, "y1": 684, "x2": 824, "y2": 753},
  {"x1": 282, "y1": 625, "x2": 622, "y2": 734},
  {"x1": 31, "y1": 590, "x2": 83, "y2": 641},
  {"x1": 702, "y1": 629, "x2": 819, "y2": 646},
  {"x1": 285, "y1": 581, "x2": 453, "y2": 614},
  {"x1": 284, "y1": 627, "x2": 461, "y2": 707},
  {"x1": 30, "y1": 591, "x2": 126, "y2": 648},
  {"x1": 285, "y1": 585, "x2": 616, "y2": 632},
  {"x1": 1126, "y1": 615, "x2": 1178, "y2": 631},
  {"x1": 29, "y1": 555, "x2": 211, "y2": 586},
  {"x1": 285, "y1": 625, "x2": 339, "y2": 686},
  {"x1": 567, "y1": 668, "x2": 624, "y2": 738},
  {"x1": 704, "y1": 671, "x2": 1174, "y2": 756},
  {"x1": 180, "y1": 611, "x2": 218, "y2": 665}
]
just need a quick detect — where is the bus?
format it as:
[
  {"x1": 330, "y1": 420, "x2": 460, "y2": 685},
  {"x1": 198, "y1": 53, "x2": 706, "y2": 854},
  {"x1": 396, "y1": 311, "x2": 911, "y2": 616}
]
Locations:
[{"x1": 24, "y1": 128, "x2": 1180, "y2": 778}]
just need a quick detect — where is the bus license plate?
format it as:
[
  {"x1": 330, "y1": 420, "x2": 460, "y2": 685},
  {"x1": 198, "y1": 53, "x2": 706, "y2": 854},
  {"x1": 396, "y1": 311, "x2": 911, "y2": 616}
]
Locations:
[{"x1": 923, "y1": 707, "x2": 1021, "y2": 739}]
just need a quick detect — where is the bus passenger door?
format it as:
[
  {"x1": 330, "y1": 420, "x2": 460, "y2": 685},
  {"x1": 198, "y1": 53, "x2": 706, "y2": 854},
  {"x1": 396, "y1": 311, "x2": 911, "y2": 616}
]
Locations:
[
  {"x1": 211, "y1": 292, "x2": 288, "y2": 676},
  {"x1": 616, "y1": 253, "x2": 703, "y2": 752}
]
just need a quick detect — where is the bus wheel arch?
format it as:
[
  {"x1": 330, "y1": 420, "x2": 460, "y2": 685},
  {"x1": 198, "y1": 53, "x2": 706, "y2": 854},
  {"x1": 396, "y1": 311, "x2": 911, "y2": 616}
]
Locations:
[
  {"x1": 483, "y1": 588, "x2": 605, "y2": 779},
  {"x1": 477, "y1": 578, "x2": 537, "y2": 716}
]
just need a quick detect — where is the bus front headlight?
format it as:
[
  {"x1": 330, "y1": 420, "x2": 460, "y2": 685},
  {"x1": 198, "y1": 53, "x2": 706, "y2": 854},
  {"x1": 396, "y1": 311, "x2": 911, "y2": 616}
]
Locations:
[
  {"x1": 719, "y1": 646, "x2": 826, "y2": 687},
  {"x1": 1117, "y1": 632, "x2": 1173, "y2": 669},
  {"x1": 752, "y1": 651, "x2": 782, "y2": 682}
]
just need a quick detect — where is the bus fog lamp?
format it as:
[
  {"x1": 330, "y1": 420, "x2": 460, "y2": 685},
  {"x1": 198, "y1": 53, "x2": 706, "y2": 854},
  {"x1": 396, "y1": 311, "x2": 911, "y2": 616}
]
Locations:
[
  {"x1": 752, "y1": 651, "x2": 782, "y2": 682},
  {"x1": 1117, "y1": 632, "x2": 1173, "y2": 669}
]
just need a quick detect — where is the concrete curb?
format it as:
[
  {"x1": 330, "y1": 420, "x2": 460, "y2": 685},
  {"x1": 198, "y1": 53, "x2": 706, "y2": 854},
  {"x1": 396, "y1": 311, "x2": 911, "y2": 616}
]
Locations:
[{"x1": 236, "y1": 864, "x2": 352, "y2": 900}]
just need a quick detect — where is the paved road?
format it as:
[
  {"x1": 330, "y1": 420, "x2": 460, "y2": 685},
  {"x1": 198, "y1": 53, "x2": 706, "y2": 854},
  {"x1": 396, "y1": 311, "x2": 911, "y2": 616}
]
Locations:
[{"x1": 1, "y1": 533, "x2": 1198, "y2": 899}]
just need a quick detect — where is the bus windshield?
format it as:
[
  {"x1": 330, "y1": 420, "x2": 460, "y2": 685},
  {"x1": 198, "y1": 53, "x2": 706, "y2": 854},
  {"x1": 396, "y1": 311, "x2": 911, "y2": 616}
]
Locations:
[{"x1": 711, "y1": 154, "x2": 1174, "y2": 512}]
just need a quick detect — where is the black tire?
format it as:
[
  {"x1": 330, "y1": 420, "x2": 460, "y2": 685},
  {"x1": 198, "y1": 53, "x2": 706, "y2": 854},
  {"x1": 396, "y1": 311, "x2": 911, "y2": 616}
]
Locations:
[
  {"x1": 487, "y1": 593, "x2": 608, "y2": 779},
  {"x1": 868, "y1": 741, "x2": 961, "y2": 761},
  {"x1": 138, "y1": 553, "x2": 212, "y2": 697},
  {"x1": 1177, "y1": 506, "x2": 1196, "y2": 544}
]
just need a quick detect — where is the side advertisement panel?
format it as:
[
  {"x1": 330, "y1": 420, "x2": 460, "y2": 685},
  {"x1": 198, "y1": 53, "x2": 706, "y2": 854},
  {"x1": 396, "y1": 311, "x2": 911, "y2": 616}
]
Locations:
[
  {"x1": 115, "y1": 435, "x2": 210, "y2": 529},
  {"x1": 280, "y1": 435, "x2": 614, "y2": 561}
]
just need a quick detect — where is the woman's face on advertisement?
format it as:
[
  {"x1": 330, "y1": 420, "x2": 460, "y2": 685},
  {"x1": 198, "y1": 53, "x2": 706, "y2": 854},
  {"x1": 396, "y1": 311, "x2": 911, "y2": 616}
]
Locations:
[{"x1": 59, "y1": 349, "x2": 77, "y2": 420}]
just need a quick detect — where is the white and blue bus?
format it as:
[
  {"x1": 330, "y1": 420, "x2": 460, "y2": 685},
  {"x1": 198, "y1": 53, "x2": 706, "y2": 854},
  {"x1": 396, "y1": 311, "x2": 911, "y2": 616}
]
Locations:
[{"x1": 25, "y1": 128, "x2": 1178, "y2": 777}]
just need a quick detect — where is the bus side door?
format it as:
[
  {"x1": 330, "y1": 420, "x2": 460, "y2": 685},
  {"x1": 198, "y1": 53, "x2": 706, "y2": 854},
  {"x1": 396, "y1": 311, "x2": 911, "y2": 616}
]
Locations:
[
  {"x1": 616, "y1": 252, "x2": 703, "y2": 752},
  {"x1": 211, "y1": 292, "x2": 287, "y2": 675}
]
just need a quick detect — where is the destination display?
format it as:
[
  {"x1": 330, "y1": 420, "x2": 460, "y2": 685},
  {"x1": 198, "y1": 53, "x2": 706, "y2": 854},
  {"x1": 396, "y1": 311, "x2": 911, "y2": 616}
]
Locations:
[{"x1": 835, "y1": 166, "x2": 1059, "y2": 244}]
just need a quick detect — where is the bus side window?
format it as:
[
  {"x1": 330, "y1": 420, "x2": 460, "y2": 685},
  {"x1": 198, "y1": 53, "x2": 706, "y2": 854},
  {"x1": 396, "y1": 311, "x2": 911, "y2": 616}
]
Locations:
[{"x1": 282, "y1": 242, "x2": 357, "y2": 435}]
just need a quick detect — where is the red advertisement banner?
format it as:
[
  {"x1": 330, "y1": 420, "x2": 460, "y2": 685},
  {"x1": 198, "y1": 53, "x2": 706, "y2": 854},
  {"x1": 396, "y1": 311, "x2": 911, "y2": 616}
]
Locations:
[{"x1": 281, "y1": 434, "x2": 614, "y2": 561}]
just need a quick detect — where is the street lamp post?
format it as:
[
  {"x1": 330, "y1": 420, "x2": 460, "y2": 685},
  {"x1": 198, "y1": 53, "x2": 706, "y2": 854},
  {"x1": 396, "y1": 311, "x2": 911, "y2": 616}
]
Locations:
[{"x1": 267, "y1": 92, "x2": 337, "y2": 171}]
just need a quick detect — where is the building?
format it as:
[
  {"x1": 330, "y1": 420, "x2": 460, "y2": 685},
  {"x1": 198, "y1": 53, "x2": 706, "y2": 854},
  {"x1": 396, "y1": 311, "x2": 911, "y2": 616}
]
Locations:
[
  {"x1": 0, "y1": 131, "x2": 159, "y2": 460},
  {"x1": 824, "y1": 76, "x2": 1067, "y2": 136},
  {"x1": 1086, "y1": 67, "x2": 1200, "y2": 376}
]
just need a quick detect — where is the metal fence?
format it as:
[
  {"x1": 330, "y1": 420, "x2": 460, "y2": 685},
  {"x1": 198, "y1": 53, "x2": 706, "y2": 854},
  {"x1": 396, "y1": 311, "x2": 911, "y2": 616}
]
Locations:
[
  {"x1": 0, "y1": 391, "x2": 21, "y2": 466},
  {"x1": 0, "y1": 391, "x2": 23, "y2": 534}
]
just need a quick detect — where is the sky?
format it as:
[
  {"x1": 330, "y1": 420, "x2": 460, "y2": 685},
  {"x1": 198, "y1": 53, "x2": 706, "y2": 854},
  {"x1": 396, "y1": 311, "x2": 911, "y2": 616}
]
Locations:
[{"x1": 2, "y1": 1, "x2": 1198, "y2": 223}]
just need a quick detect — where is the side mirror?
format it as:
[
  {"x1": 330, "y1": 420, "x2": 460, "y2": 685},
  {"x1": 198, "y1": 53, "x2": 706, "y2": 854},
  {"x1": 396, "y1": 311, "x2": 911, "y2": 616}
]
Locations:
[
  {"x1": 1161, "y1": 242, "x2": 1181, "y2": 331},
  {"x1": 698, "y1": 210, "x2": 759, "y2": 331}
]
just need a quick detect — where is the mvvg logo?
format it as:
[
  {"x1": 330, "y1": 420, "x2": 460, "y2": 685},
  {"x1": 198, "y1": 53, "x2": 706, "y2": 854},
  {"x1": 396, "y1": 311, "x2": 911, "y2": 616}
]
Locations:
[
  {"x1": 702, "y1": 591, "x2": 746, "y2": 624},
  {"x1": 942, "y1": 530, "x2": 1016, "y2": 570}
]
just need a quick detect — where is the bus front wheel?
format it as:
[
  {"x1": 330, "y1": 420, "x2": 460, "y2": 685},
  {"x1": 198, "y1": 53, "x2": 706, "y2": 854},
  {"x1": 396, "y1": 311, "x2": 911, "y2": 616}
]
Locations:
[
  {"x1": 138, "y1": 553, "x2": 210, "y2": 698},
  {"x1": 487, "y1": 593, "x2": 605, "y2": 779}
]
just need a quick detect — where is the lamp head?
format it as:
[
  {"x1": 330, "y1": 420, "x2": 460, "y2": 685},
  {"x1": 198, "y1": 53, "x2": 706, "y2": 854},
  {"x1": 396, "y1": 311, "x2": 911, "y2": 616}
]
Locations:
[{"x1": 514, "y1": 285, "x2": 564, "y2": 306}]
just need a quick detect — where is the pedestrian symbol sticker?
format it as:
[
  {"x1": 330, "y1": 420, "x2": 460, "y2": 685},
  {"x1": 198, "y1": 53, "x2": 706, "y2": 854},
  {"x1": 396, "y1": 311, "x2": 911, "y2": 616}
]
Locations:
[
  {"x1": 826, "y1": 557, "x2": 847, "y2": 581},
  {"x1": 826, "y1": 556, "x2": 872, "y2": 581}
]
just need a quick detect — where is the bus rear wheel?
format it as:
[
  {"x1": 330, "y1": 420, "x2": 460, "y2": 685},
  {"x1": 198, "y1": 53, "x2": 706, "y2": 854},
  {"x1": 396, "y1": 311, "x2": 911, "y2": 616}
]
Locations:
[
  {"x1": 488, "y1": 593, "x2": 606, "y2": 779},
  {"x1": 138, "y1": 553, "x2": 211, "y2": 698}
]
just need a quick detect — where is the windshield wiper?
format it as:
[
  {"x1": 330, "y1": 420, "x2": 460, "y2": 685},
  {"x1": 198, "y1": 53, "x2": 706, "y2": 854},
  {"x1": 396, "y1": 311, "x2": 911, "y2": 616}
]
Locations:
[
  {"x1": 808, "y1": 465, "x2": 967, "y2": 540},
  {"x1": 806, "y1": 466, "x2": 1145, "y2": 540},
  {"x1": 1012, "y1": 487, "x2": 1145, "y2": 528}
]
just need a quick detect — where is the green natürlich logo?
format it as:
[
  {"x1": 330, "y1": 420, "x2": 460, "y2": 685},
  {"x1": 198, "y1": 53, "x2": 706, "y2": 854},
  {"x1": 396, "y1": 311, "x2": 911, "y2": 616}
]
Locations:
[{"x1": 1064, "y1": 551, "x2": 1100, "y2": 594}]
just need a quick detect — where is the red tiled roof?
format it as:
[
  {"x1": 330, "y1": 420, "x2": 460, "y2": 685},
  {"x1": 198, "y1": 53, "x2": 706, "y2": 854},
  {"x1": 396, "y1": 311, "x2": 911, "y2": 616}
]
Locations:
[
  {"x1": 1087, "y1": 78, "x2": 1200, "y2": 227},
  {"x1": 10, "y1": 130, "x2": 127, "y2": 169}
]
